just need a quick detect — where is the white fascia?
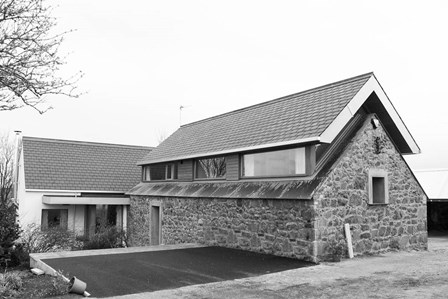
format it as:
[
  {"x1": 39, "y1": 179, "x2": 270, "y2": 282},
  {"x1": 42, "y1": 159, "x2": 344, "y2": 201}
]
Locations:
[
  {"x1": 42, "y1": 196, "x2": 130, "y2": 205},
  {"x1": 25, "y1": 189, "x2": 125, "y2": 194},
  {"x1": 320, "y1": 75, "x2": 420, "y2": 154}
]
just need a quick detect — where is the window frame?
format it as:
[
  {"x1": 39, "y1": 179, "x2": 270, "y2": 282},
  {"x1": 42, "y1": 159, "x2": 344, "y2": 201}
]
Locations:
[
  {"x1": 194, "y1": 156, "x2": 227, "y2": 180},
  {"x1": 142, "y1": 163, "x2": 178, "y2": 182},
  {"x1": 41, "y1": 209, "x2": 68, "y2": 231},
  {"x1": 165, "y1": 163, "x2": 177, "y2": 180},
  {"x1": 368, "y1": 169, "x2": 389, "y2": 205},
  {"x1": 240, "y1": 147, "x2": 307, "y2": 179}
]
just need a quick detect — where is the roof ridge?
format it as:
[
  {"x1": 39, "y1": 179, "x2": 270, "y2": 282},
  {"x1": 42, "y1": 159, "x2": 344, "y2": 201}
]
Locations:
[
  {"x1": 22, "y1": 136, "x2": 154, "y2": 150},
  {"x1": 181, "y1": 72, "x2": 374, "y2": 128}
]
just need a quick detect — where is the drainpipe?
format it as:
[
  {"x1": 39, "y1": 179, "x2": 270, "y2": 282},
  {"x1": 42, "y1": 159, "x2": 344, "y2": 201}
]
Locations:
[{"x1": 12, "y1": 131, "x2": 22, "y2": 207}]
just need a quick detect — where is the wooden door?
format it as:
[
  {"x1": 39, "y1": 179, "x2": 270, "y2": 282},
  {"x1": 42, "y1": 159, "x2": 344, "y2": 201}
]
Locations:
[{"x1": 151, "y1": 205, "x2": 160, "y2": 245}]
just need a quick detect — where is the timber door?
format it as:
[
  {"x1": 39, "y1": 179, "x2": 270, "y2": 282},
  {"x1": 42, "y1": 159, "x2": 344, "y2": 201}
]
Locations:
[{"x1": 151, "y1": 205, "x2": 161, "y2": 245}]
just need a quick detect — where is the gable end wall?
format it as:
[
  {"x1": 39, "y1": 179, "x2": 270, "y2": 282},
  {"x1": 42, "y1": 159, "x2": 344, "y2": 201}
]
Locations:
[{"x1": 312, "y1": 115, "x2": 427, "y2": 260}]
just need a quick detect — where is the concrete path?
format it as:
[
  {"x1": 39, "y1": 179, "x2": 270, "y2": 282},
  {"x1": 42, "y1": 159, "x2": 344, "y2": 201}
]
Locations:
[{"x1": 106, "y1": 235, "x2": 448, "y2": 299}]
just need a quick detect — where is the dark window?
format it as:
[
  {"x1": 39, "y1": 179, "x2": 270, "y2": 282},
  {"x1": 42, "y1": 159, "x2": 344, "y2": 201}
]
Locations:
[
  {"x1": 242, "y1": 147, "x2": 306, "y2": 177},
  {"x1": 195, "y1": 156, "x2": 226, "y2": 179},
  {"x1": 41, "y1": 209, "x2": 68, "y2": 230},
  {"x1": 143, "y1": 163, "x2": 178, "y2": 181},
  {"x1": 369, "y1": 169, "x2": 388, "y2": 204}
]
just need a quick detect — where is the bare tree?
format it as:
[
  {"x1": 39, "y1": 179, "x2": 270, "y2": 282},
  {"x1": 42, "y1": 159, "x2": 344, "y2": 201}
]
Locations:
[
  {"x1": 0, "y1": 0, "x2": 81, "y2": 113},
  {"x1": 156, "y1": 129, "x2": 167, "y2": 145},
  {"x1": 199, "y1": 157, "x2": 226, "y2": 178},
  {"x1": 0, "y1": 133, "x2": 14, "y2": 204}
]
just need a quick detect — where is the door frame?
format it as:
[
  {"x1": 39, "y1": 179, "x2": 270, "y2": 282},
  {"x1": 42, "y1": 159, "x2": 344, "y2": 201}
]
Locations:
[{"x1": 150, "y1": 201, "x2": 162, "y2": 245}]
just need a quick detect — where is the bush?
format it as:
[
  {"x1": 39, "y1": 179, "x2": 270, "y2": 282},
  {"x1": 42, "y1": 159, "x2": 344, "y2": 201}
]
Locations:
[
  {"x1": 0, "y1": 271, "x2": 23, "y2": 297},
  {"x1": 21, "y1": 224, "x2": 76, "y2": 254},
  {"x1": 0, "y1": 202, "x2": 22, "y2": 268},
  {"x1": 83, "y1": 225, "x2": 126, "y2": 250}
]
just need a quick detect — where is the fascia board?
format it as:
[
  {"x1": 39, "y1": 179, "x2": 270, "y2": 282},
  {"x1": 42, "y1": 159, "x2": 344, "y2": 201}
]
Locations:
[
  {"x1": 42, "y1": 196, "x2": 130, "y2": 205},
  {"x1": 139, "y1": 136, "x2": 321, "y2": 165},
  {"x1": 320, "y1": 76, "x2": 420, "y2": 154},
  {"x1": 26, "y1": 189, "x2": 125, "y2": 194}
]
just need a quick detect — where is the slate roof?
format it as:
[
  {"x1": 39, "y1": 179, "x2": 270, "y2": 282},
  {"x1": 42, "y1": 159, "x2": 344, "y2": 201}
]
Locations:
[
  {"x1": 22, "y1": 137, "x2": 152, "y2": 192},
  {"x1": 139, "y1": 72, "x2": 373, "y2": 164}
]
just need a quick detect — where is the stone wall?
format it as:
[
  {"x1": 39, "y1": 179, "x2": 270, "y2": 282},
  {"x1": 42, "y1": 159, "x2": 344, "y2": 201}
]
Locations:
[
  {"x1": 128, "y1": 196, "x2": 317, "y2": 262},
  {"x1": 128, "y1": 115, "x2": 427, "y2": 262},
  {"x1": 312, "y1": 116, "x2": 427, "y2": 260}
]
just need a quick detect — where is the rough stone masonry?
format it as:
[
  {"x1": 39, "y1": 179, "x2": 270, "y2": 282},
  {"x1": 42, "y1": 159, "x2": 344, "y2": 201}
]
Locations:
[{"x1": 128, "y1": 116, "x2": 427, "y2": 262}]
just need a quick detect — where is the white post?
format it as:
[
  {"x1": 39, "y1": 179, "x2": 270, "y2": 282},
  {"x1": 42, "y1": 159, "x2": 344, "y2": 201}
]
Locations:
[
  {"x1": 123, "y1": 205, "x2": 128, "y2": 232},
  {"x1": 344, "y1": 223, "x2": 354, "y2": 258}
]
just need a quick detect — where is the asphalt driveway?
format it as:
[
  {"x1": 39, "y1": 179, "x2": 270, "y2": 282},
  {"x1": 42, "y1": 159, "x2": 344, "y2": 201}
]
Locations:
[{"x1": 42, "y1": 246, "x2": 314, "y2": 298}]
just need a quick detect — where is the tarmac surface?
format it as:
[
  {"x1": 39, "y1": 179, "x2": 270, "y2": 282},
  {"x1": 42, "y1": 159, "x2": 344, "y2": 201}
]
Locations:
[
  {"x1": 42, "y1": 246, "x2": 314, "y2": 298},
  {"x1": 106, "y1": 234, "x2": 448, "y2": 299}
]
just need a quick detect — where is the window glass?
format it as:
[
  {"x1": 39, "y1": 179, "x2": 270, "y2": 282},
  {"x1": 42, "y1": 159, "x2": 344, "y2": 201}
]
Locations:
[
  {"x1": 242, "y1": 147, "x2": 306, "y2": 177},
  {"x1": 196, "y1": 157, "x2": 226, "y2": 179},
  {"x1": 143, "y1": 163, "x2": 177, "y2": 181},
  {"x1": 150, "y1": 164, "x2": 165, "y2": 180},
  {"x1": 143, "y1": 166, "x2": 151, "y2": 181},
  {"x1": 166, "y1": 164, "x2": 172, "y2": 179},
  {"x1": 372, "y1": 177, "x2": 385, "y2": 204},
  {"x1": 41, "y1": 209, "x2": 68, "y2": 230}
]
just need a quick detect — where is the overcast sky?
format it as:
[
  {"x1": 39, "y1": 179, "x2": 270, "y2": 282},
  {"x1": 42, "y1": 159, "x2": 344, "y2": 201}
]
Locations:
[{"x1": 1, "y1": 0, "x2": 447, "y2": 170}]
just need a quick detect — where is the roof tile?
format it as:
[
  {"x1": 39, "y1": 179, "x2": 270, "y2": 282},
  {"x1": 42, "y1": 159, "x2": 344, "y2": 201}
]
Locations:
[
  {"x1": 22, "y1": 137, "x2": 152, "y2": 192},
  {"x1": 139, "y1": 73, "x2": 372, "y2": 164}
]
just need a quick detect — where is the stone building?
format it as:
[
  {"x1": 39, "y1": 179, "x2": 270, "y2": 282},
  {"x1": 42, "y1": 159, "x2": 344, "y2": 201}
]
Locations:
[{"x1": 128, "y1": 73, "x2": 427, "y2": 262}]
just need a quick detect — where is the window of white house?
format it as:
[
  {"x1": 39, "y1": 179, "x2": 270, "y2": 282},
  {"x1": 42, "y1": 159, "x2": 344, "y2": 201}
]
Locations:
[
  {"x1": 368, "y1": 169, "x2": 389, "y2": 204},
  {"x1": 41, "y1": 209, "x2": 68, "y2": 230},
  {"x1": 143, "y1": 163, "x2": 177, "y2": 181},
  {"x1": 195, "y1": 156, "x2": 226, "y2": 179},
  {"x1": 242, "y1": 147, "x2": 306, "y2": 177}
]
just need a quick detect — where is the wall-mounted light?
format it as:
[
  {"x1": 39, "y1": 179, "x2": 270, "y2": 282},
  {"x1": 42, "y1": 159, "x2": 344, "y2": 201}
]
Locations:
[{"x1": 371, "y1": 118, "x2": 380, "y2": 129}]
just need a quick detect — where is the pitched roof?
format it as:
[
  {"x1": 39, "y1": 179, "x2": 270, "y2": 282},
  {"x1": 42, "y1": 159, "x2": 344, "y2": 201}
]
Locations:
[
  {"x1": 414, "y1": 169, "x2": 448, "y2": 200},
  {"x1": 22, "y1": 137, "x2": 152, "y2": 192},
  {"x1": 139, "y1": 72, "x2": 419, "y2": 165}
]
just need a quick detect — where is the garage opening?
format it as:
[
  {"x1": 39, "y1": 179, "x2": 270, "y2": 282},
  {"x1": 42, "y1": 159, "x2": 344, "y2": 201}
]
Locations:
[{"x1": 428, "y1": 201, "x2": 448, "y2": 234}]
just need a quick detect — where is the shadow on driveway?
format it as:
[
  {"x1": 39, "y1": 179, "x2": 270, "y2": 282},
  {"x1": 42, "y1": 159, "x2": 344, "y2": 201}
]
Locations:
[{"x1": 43, "y1": 246, "x2": 314, "y2": 298}]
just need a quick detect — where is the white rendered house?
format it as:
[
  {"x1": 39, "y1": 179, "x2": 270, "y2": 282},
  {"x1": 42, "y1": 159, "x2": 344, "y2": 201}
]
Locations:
[{"x1": 15, "y1": 136, "x2": 152, "y2": 236}]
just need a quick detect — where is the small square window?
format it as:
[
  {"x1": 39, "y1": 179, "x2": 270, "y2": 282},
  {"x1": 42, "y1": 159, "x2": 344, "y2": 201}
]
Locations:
[
  {"x1": 41, "y1": 209, "x2": 68, "y2": 230},
  {"x1": 368, "y1": 169, "x2": 388, "y2": 205}
]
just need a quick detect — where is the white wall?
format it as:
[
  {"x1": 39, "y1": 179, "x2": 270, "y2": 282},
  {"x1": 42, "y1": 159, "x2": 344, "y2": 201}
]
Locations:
[
  {"x1": 17, "y1": 149, "x2": 85, "y2": 235},
  {"x1": 16, "y1": 149, "x2": 128, "y2": 236}
]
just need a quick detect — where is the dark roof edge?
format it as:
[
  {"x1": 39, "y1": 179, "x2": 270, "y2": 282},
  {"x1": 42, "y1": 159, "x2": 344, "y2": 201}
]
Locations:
[
  {"x1": 181, "y1": 72, "x2": 374, "y2": 129},
  {"x1": 22, "y1": 136, "x2": 154, "y2": 150}
]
